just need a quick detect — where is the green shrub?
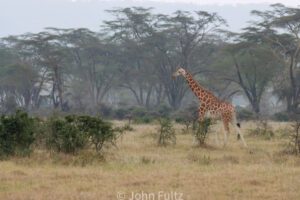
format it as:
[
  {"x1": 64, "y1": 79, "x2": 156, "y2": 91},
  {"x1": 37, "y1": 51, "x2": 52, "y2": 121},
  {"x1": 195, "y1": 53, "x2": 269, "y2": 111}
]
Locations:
[
  {"x1": 98, "y1": 104, "x2": 113, "y2": 118},
  {"x1": 236, "y1": 107, "x2": 255, "y2": 120},
  {"x1": 32, "y1": 117, "x2": 48, "y2": 148},
  {"x1": 0, "y1": 110, "x2": 35, "y2": 158},
  {"x1": 272, "y1": 111, "x2": 291, "y2": 122},
  {"x1": 156, "y1": 104, "x2": 172, "y2": 118},
  {"x1": 46, "y1": 115, "x2": 117, "y2": 154},
  {"x1": 157, "y1": 118, "x2": 176, "y2": 146},
  {"x1": 192, "y1": 118, "x2": 212, "y2": 146},
  {"x1": 174, "y1": 116, "x2": 193, "y2": 134},
  {"x1": 122, "y1": 123, "x2": 134, "y2": 131},
  {"x1": 131, "y1": 107, "x2": 148, "y2": 118},
  {"x1": 110, "y1": 105, "x2": 172, "y2": 123},
  {"x1": 113, "y1": 108, "x2": 130, "y2": 119},
  {"x1": 46, "y1": 116, "x2": 88, "y2": 154},
  {"x1": 284, "y1": 122, "x2": 300, "y2": 155},
  {"x1": 174, "y1": 108, "x2": 197, "y2": 134},
  {"x1": 76, "y1": 115, "x2": 116, "y2": 152},
  {"x1": 247, "y1": 120, "x2": 274, "y2": 140},
  {"x1": 133, "y1": 115, "x2": 154, "y2": 124},
  {"x1": 131, "y1": 107, "x2": 154, "y2": 124}
]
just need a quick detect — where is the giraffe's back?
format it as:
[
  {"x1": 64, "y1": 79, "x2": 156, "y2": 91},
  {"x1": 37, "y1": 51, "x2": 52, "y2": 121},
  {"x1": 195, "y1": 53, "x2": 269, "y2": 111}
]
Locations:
[{"x1": 205, "y1": 101, "x2": 235, "y2": 120}]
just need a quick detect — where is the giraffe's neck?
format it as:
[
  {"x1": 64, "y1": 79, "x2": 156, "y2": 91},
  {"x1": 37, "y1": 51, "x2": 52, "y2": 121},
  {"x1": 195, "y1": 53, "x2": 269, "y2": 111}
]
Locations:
[{"x1": 184, "y1": 72, "x2": 214, "y2": 102}]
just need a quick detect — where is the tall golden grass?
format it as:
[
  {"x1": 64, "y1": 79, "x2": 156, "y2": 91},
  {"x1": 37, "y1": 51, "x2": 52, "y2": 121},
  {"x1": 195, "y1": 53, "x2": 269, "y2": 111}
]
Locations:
[{"x1": 0, "y1": 121, "x2": 299, "y2": 200}]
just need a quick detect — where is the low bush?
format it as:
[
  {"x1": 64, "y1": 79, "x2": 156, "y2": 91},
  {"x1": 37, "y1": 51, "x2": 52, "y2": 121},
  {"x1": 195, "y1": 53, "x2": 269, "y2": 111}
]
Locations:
[
  {"x1": 111, "y1": 105, "x2": 172, "y2": 124},
  {"x1": 156, "y1": 104, "x2": 172, "y2": 118},
  {"x1": 247, "y1": 120, "x2": 274, "y2": 140},
  {"x1": 113, "y1": 108, "x2": 131, "y2": 119},
  {"x1": 236, "y1": 107, "x2": 255, "y2": 120},
  {"x1": 0, "y1": 110, "x2": 35, "y2": 158},
  {"x1": 174, "y1": 109, "x2": 197, "y2": 134},
  {"x1": 192, "y1": 118, "x2": 212, "y2": 146},
  {"x1": 285, "y1": 121, "x2": 300, "y2": 155},
  {"x1": 173, "y1": 103, "x2": 198, "y2": 134},
  {"x1": 46, "y1": 115, "x2": 117, "y2": 154},
  {"x1": 157, "y1": 118, "x2": 176, "y2": 146},
  {"x1": 131, "y1": 107, "x2": 148, "y2": 118},
  {"x1": 98, "y1": 104, "x2": 113, "y2": 118},
  {"x1": 131, "y1": 107, "x2": 156, "y2": 123},
  {"x1": 272, "y1": 111, "x2": 291, "y2": 122},
  {"x1": 0, "y1": 111, "x2": 123, "y2": 157},
  {"x1": 133, "y1": 115, "x2": 154, "y2": 124},
  {"x1": 76, "y1": 115, "x2": 116, "y2": 152},
  {"x1": 122, "y1": 123, "x2": 134, "y2": 131},
  {"x1": 46, "y1": 116, "x2": 88, "y2": 154}
]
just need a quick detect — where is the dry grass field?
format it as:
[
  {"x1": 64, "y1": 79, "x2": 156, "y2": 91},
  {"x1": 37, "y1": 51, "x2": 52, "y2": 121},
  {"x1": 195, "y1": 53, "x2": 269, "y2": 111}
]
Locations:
[{"x1": 0, "y1": 121, "x2": 300, "y2": 200}]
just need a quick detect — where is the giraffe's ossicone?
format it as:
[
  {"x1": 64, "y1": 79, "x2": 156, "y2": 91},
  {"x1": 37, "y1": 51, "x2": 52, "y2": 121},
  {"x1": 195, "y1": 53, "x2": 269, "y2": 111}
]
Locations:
[{"x1": 172, "y1": 67, "x2": 247, "y2": 147}]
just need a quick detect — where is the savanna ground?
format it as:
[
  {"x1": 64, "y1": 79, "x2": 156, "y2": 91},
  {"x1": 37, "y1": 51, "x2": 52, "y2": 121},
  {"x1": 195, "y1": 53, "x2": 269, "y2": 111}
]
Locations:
[{"x1": 0, "y1": 121, "x2": 300, "y2": 200}]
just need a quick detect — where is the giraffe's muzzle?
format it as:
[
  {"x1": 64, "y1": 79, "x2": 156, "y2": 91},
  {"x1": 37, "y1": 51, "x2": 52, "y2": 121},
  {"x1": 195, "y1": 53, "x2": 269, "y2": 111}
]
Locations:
[{"x1": 172, "y1": 72, "x2": 179, "y2": 79}]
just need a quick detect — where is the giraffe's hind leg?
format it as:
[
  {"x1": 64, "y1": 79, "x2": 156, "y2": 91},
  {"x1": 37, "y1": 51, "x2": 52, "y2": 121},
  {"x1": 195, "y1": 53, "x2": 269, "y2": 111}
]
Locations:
[
  {"x1": 215, "y1": 126, "x2": 221, "y2": 146},
  {"x1": 222, "y1": 120, "x2": 230, "y2": 147},
  {"x1": 231, "y1": 115, "x2": 247, "y2": 147},
  {"x1": 233, "y1": 124, "x2": 247, "y2": 147}
]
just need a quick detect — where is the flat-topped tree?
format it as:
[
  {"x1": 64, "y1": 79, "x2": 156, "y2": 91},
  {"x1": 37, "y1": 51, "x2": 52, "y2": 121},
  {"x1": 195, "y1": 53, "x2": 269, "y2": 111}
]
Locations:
[
  {"x1": 104, "y1": 8, "x2": 226, "y2": 110},
  {"x1": 250, "y1": 3, "x2": 300, "y2": 113},
  {"x1": 61, "y1": 28, "x2": 118, "y2": 108},
  {"x1": 152, "y1": 10, "x2": 226, "y2": 110},
  {"x1": 103, "y1": 7, "x2": 159, "y2": 108},
  {"x1": 213, "y1": 35, "x2": 283, "y2": 117}
]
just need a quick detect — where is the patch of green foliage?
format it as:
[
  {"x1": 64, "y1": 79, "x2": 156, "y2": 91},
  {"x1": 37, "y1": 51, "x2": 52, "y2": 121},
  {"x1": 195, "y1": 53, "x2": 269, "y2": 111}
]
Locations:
[
  {"x1": 157, "y1": 118, "x2": 176, "y2": 146},
  {"x1": 111, "y1": 105, "x2": 172, "y2": 124},
  {"x1": 46, "y1": 115, "x2": 117, "y2": 154},
  {"x1": 46, "y1": 116, "x2": 88, "y2": 154},
  {"x1": 285, "y1": 122, "x2": 300, "y2": 155},
  {"x1": 272, "y1": 111, "x2": 291, "y2": 122},
  {"x1": 192, "y1": 118, "x2": 212, "y2": 146},
  {"x1": 247, "y1": 120, "x2": 274, "y2": 140},
  {"x1": 0, "y1": 110, "x2": 35, "y2": 158},
  {"x1": 236, "y1": 107, "x2": 255, "y2": 120},
  {"x1": 174, "y1": 103, "x2": 198, "y2": 134}
]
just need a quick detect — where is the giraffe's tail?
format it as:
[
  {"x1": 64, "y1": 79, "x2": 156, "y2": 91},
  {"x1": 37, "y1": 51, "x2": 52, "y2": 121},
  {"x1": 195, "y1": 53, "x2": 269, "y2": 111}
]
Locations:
[
  {"x1": 236, "y1": 122, "x2": 241, "y2": 140},
  {"x1": 232, "y1": 111, "x2": 241, "y2": 140},
  {"x1": 233, "y1": 112, "x2": 247, "y2": 147}
]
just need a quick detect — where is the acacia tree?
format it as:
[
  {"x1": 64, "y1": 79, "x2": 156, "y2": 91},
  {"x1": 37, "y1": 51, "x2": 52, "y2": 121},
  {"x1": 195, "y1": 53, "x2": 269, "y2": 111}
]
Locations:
[
  {"x1": 149, "y1": 10, "x2": 226, "y2": 109},
  {"x1": 0, "y1": 63, "x2": 37, "y2": 112},
  {"x1": 104, "y1": 8, "x2": 225, "y2": 110},
  {"x1": 0, "y1": 42, "x2": 40, "y2": 111},
  {"x1": 103, "y1": 7, "x2": 159, "y2": 108},
  {"x1": 212, "y1": 30, "x2": 282, "y2": 116},
  {"x1": 250, "y1": 3, "x2": 300, "y2": 113},
  {"x1": 5, "y1": 31, "x2": 69, "y2": 110},
  {"x1": 60, "y1": 28, "x2": 118, "y2": 108}
]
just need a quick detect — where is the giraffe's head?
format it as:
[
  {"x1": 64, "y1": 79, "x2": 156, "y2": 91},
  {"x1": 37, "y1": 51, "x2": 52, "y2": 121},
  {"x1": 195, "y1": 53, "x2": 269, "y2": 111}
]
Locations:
[{"x1": 172, "y1": 67, "x2": 187, "y2": 79}]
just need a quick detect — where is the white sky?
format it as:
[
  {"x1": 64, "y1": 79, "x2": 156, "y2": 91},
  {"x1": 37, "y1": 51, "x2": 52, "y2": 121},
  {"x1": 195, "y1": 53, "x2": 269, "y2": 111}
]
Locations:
[
  {"x1": 143, "y1": 0, "x2": 299, "y2": 6},
  {"x1": 69, "y1": 0, "x2": 300, "y2": 6},
  {"x1": 1, "y1": 0, "x2": 299, "y2": 37}
]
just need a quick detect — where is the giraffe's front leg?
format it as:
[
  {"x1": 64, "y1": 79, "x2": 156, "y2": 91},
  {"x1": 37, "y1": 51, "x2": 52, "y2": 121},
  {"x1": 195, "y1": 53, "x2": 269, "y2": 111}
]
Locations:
[
  {"x1": 193, "y1": 106, "x2": 204, "y2": 147},
  {"x1": 215, "y1": 126, "x2": 221, "y2": 146},
  {"x1": 198, "y1": 105, "x2": 206, "y2": 123}
]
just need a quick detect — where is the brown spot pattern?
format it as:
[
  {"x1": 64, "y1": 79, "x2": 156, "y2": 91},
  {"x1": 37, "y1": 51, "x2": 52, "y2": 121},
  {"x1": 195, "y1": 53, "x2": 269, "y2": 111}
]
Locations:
[{"x1": 184, "y1": 71, "x2": 236, "y2": 133}]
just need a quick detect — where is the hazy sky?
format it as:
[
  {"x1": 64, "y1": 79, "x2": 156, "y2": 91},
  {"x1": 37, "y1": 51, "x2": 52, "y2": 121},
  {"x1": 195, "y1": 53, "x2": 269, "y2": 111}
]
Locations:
[
  {"x1": 1, "y1": 0, "x2": 299, "y2": 37},
  {"x1": 68, "y1": 0, "x2": 299, "y2": 6},
  {"x1": 141, "y1": 0, "x2": 299, "y2": 6}
]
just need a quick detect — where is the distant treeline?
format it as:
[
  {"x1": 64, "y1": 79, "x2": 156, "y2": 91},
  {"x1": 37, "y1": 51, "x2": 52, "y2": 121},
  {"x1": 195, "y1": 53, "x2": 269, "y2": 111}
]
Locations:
[{"x1": 0, "y1": 4, "x2": 299, "y2": 118}]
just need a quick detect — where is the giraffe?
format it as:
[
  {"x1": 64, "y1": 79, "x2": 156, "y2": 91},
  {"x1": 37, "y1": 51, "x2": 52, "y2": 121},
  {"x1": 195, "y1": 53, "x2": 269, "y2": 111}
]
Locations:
[{"x1": 172, "y1": 67, "x2": 247, "y2": 147}]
